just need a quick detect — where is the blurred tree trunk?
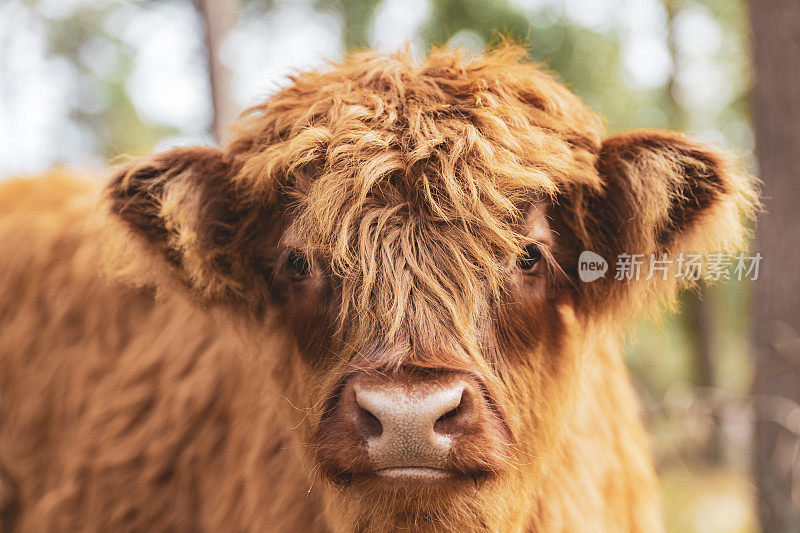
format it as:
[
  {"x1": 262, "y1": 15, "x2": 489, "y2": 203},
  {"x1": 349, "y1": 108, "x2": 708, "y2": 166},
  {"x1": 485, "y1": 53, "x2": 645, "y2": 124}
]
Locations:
[
  {"x1": 684, "y1": 293, "x2": 723, "y2": 462},
  {"x1": 665, "y1": 0, "x2": 723, "y2": 464},
  {"x1": 750, "y1": 0, "x2": 800, "y2": 531},
  {"x1": 192, "y1": 0, "x2": 239, "y2": 144}
]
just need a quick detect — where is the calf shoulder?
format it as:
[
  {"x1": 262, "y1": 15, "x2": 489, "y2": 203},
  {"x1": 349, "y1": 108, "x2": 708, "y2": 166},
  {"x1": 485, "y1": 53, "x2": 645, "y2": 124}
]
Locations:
[{"x1": 0, "y1": 172, "x2": 324, "y2": 531}]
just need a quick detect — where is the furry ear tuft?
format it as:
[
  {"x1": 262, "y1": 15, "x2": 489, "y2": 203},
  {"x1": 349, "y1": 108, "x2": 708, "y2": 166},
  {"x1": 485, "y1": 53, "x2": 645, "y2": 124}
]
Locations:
[
  {"x1": 106, "y1": 146, "x2": 278, "y2": 308},
  {"x1": 558, "y1": 129, "x2": 758, "y2": 317}
]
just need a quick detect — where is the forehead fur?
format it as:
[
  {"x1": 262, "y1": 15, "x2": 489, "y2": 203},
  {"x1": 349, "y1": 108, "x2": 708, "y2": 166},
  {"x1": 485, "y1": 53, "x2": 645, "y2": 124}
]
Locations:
[{"x1": 224, "y1": 45, "x2": 605, "y2": 347}]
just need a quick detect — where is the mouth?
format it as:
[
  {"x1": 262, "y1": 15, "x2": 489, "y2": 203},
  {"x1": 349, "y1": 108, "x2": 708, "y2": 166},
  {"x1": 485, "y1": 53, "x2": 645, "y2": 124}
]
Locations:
[
  {"x1": 375, "y1": 467, "x2": 454, "y2": 480},
  {"x1": 331, "y1": 466, "x2": 490, "y2": 489}
]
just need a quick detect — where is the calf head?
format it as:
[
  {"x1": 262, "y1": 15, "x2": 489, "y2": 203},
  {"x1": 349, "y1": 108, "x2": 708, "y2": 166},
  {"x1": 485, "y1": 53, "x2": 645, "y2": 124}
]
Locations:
[{"x1": 106, "y1": 46, "x2": 756, "y2": 530}]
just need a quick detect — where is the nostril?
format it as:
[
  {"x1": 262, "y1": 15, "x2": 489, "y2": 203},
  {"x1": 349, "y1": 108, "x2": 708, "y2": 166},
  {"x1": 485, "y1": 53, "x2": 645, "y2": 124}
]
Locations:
[
  {"x1": 433, "y1": 388, "x2": 471, "y2": 435},
  {"x1": 433, "y1": 406, "x2": 460, "y2": 432},
  {"x1": 356, "y1": 405, "x2": 383, "y2": 438},
  {"x1": 436, "y1": 406, "x2": 459, "y2": 424}
]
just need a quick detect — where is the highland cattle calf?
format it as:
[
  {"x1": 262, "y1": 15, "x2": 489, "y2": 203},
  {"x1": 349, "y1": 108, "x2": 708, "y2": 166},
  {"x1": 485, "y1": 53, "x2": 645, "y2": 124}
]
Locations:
[{"x1": 0, "y1": 46, "x2": 756, "y2": 532}]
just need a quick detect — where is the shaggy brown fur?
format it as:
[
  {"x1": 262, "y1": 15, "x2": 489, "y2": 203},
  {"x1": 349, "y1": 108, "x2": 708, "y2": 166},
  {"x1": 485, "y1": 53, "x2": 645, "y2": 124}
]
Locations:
[{"x1": 0, "y1": 46, "x2": 756, "y2": 532}]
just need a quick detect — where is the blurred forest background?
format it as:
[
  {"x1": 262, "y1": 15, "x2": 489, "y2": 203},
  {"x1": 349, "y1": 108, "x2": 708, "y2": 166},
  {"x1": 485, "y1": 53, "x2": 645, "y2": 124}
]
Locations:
[{"x1": 0, "y1": 0, "x2": 798, "y2": 531}]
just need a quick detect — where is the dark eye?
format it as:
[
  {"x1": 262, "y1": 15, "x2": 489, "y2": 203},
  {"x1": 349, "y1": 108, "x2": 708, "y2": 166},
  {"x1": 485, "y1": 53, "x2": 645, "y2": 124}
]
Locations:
[
  {"x1": 517, "y1": 244, "x2": 542, "y2": 272},
  {"x1": 288, "y1": 250, "x2": 311, "y2": 277}
]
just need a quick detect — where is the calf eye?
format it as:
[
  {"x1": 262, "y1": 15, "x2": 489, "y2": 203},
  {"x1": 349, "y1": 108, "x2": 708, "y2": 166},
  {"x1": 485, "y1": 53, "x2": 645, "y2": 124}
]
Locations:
[
  {"x1": 288, "y1": 250, "x2": 311, "y2": 277},
  {"x1": 517, "y1": 244, "x2": 542, "y2": 272}
]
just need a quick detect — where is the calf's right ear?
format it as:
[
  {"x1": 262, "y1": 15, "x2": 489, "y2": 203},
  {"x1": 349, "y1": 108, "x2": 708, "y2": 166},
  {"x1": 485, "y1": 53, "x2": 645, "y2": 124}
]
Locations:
[{"x1": 106, "y1": 146, "x2": 278, "y2": 307}]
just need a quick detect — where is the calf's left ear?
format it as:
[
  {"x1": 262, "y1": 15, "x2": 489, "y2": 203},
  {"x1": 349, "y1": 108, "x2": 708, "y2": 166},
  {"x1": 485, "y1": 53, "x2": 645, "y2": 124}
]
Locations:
[
  {"x1": 561, "y1": 129, "x2": 758, "y2": 310},
  {"x1": 105, "y1": 146, "x2": 278, "y2": 307}
]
